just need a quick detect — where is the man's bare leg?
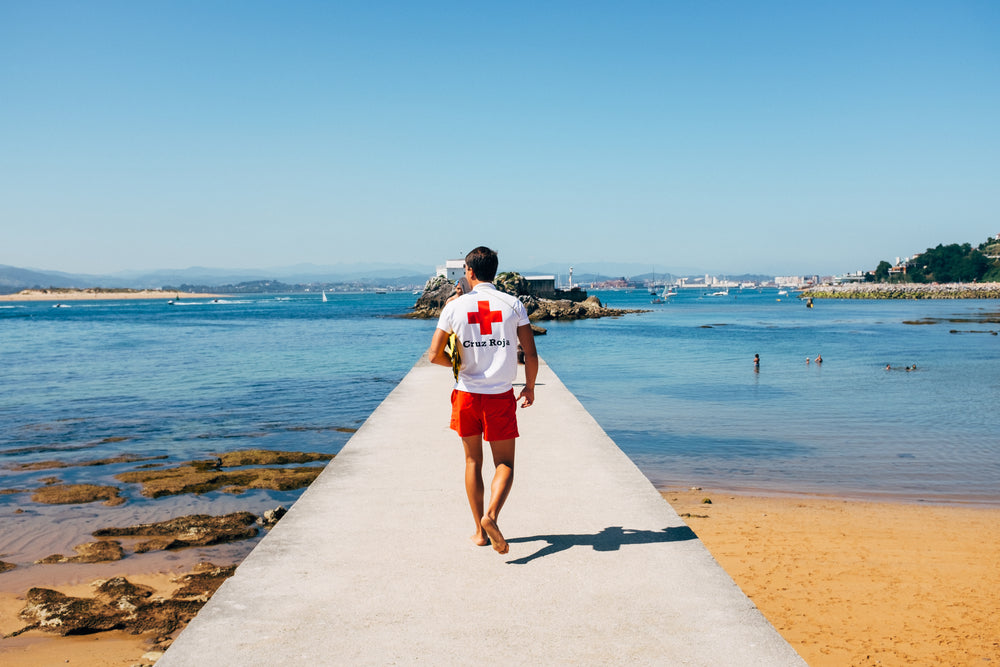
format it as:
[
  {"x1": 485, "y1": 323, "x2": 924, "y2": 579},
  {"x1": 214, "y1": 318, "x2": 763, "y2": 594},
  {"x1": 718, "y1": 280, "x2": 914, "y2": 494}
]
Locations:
[
  {"x1": 462, "y1": 435, "x2": 489, "y2": 546},
  {"x1": 480, "y1": 438, "x2": 515, "y2": 554}
]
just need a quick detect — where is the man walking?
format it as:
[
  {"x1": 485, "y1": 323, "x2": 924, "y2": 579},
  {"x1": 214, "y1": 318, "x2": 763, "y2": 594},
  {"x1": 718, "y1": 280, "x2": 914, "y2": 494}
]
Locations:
[{"x1": 428, "y1": 247, "x2": 538, "y2": 554}]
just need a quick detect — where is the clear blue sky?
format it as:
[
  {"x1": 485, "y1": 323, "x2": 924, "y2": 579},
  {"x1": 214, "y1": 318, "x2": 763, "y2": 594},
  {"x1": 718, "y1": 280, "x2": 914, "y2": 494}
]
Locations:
[{"x1": 2, "y1": 1, "x2": 998, "y2": 276}]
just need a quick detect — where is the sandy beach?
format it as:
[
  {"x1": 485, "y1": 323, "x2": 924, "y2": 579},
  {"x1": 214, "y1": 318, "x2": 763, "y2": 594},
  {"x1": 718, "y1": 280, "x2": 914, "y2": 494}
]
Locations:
[
  {"x1": 665, "y1": 489, "x2": 1000, "y2": 666},
  {"x1": 0, "y1": 290, "x2": 224, "y2": 302},
  {"x1": 1, "y1": 492, "x2": 996, "y2": 665}
]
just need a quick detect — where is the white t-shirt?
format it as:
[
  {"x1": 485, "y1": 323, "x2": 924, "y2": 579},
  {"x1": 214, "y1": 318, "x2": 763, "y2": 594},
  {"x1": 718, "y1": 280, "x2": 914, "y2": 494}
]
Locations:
[{"x1": 436, "y1": 283, "x2": 530, "y2": 394}]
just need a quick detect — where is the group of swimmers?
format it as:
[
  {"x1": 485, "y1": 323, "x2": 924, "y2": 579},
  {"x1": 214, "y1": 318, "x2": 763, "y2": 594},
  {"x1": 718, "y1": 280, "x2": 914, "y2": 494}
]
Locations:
[
  {"x1": 753, "y1": 354, "x2": 919, "y2": 372},
  {"x1": 752, "y1": 353, "x2": 822, "y2": 371}
]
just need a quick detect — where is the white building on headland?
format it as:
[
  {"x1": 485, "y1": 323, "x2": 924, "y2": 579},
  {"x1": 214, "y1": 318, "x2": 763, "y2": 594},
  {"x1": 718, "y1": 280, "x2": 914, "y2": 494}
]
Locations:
[{"x1": 436, "y1": 260, "x2": 465, "y2": 283}]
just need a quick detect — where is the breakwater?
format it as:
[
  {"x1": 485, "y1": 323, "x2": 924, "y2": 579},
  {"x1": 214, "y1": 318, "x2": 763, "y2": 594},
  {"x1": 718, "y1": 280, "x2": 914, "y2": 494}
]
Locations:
[{"x1": 803, "y1": 283, "x2": 1000, "y2": 299}]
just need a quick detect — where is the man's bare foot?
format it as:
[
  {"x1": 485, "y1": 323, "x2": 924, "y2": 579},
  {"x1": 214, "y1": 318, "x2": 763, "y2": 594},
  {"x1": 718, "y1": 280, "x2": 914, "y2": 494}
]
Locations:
[
  {"x1": 480, "y1": 516, "x2": 508, "y2": 554},
  {"x1": 471, "y1": 532, "x2": 489, "y2": 547}
]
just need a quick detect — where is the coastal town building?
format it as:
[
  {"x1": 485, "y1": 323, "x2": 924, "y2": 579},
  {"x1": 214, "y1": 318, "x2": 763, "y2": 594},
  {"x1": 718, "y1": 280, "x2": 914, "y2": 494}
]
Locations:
[
  {"x1": 436, "y1": 260, "x2": 465, "y2": 283},
  {"x1": 889, "y1": 254, "x2": 920, "y2": 277},
  {"x1": 524, "y1": 275, "x2": 557, "y2": 297},
  {"x1": 524, "y1": 274, "x2": 589, "y2": 302},
  {"x1": 775, "y1": 276, "x2": 810, "y2": 288},
  {"x1": 833, "y1": 271, "x2": 868, "y2": 283}
]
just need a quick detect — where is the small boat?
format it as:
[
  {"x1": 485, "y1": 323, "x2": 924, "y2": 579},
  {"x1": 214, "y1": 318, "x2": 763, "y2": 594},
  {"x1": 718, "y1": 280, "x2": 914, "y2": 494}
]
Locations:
[
  {"x1": 375, "y1": 289, "x2": 387, "y2": 294},
  {"x1": 709, "y1": 289, "x2": 729, "y2": 296},
  {"x1": 322, "y1": 291, "x2": 328, "y2": 302},
  {"x1": 652, "y1": 285, "x2": 676, "y2": 303}
]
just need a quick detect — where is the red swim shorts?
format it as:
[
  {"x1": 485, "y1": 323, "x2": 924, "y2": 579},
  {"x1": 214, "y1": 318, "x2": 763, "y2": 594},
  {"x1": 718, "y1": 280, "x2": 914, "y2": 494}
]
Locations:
[{"x1": 450, "y1": 389, "x2": 519, "y2": 441}]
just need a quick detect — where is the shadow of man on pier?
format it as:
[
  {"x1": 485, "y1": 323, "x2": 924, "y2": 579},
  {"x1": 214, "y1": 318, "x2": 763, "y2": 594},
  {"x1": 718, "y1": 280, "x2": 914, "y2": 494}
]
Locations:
[{"x1": 505, "y1": 525, "x2": 697, "y2": 565}]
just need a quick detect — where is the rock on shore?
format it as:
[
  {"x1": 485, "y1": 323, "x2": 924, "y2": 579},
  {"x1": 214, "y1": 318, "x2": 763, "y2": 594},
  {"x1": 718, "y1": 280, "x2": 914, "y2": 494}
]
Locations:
[
  {"x1": 521, "y1": 295, "x2": 645, "y2": 321},
  {"x1": 13, "y1": 563, "x2": 236, "y2": 641},
  {"x1": 92, "y1": 512, "x2": 260, "y2": 551},
  {"x1": 405, "y1": 276, "x2": 646, "y2": 321},
  {"x1": 803, "y1": 283, "x2": 1000, "y2": 299}
]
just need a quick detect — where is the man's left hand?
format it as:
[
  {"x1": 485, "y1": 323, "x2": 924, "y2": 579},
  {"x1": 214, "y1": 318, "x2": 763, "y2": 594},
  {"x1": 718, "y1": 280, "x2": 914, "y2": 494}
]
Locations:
[{"x1": 518, "y1": 387, "x2": 534, "y2": 408}]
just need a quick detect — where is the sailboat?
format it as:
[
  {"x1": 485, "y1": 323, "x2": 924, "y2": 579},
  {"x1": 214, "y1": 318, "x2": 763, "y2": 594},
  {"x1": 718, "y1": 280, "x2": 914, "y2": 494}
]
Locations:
[
  {"x1": 651, "y1": 284, "x2": 677, "y2": 303},
  {"x1": 322, "y1": 291, "x2": 328, "y2": 302}
]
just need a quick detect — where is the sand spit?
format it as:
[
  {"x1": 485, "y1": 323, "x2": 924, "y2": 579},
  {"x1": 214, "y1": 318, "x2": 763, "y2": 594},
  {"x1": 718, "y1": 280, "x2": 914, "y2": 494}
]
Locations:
[{"x1": 0, "y1": 289, "x2": 225, "y2": 301}]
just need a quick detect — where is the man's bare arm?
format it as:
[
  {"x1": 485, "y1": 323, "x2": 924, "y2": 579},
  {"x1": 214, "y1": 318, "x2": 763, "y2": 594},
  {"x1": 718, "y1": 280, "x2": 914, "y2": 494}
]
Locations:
[
  {"x1": 516, "y1": 324, "x2": 538, "y2": 407},
  {"x1": 428, "y1": 328, "x2": 453, "y2": 368}
]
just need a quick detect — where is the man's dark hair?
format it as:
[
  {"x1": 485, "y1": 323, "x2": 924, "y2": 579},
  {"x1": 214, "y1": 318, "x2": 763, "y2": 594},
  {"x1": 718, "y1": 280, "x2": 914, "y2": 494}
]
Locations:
[{"x1": 465, "y1": 246, "x2": 499, "y2": 282}]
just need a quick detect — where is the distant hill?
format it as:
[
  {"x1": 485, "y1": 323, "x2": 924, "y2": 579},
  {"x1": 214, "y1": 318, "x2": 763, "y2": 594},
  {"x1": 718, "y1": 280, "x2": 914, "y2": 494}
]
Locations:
[
  {"x1": 0, "y1": 263, "x2": 437, "y2": 295},
  {"x1": 1, "y1": 261, "x2": 792, "y2": 295},
  {"x1": 0, "y1": 265, "x2": 112, "y2": 293}
]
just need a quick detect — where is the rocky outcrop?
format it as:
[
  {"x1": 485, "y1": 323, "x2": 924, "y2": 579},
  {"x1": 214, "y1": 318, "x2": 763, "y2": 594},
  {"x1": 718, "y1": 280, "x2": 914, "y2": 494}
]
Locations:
[
  {"x1": 257, "y1": 505, "x2": 288, "y2": 527},
  {"x1": 114, "y1": 450, "x2": 331, "y2": 497},
  {"x1": 803, "y1": 283, "x2": 1000, "y2": 299},
  {"x1": 92, "y1": 512, "x2": 260, "y2": 551},
  {"x1": 37, "y1": 540, "x2": 125, "y2": 564},
  {"x1": 6, "y1": 454, "x2": 167, "y2": 472},
  {"x1": 406, "y1": 278, "x2": 647, "y2": 322},
  {"x1": 216, "y1": 450, "x2": 331, "y2": 466},
  {"x1": 406, "y1": 275, "x2": 457, "y2": 318},
  {"x1": 12, "y1": 563, "x2": 235, "y2": 641},
  {"x1": 34, "y1": 510, "x2": 280, "y2": 568},
  {"x1": 31, "y1": 483, "x2": 125, "y2": 506},
  {"x1": 522, "y1": 295, "x2": 646, "y2": 321}
]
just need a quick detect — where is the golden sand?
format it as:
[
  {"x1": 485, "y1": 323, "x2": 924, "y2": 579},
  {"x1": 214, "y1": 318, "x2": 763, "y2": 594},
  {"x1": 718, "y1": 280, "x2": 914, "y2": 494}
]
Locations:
[{"x1": 664, "y1": 489, "x2": 1000, "y2": 666}]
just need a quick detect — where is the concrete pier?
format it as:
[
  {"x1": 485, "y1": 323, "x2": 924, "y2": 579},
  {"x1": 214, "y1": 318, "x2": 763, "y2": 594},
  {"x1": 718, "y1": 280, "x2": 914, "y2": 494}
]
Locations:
[{"x1": 159, "y1": 358, "x2": 804, "y2": 666}]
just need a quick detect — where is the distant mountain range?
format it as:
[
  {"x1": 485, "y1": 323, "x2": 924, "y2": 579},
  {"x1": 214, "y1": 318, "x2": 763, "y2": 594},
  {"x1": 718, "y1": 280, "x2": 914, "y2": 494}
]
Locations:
[
  {"x1": 0, "y1": 263, "x2": 437, "y2": 294},
  {"x1": 0, "y1": 261, "x2": 779, "y2": 294}
]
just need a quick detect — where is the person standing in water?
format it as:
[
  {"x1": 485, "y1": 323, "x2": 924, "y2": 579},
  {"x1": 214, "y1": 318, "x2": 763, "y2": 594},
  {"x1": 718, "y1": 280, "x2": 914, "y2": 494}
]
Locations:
[{"x1": 427, "y1": 247, "x2": 539, "y2": 554}]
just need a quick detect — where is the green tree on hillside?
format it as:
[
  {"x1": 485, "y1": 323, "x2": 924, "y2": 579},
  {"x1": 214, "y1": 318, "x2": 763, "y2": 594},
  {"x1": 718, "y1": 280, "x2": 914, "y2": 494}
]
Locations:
[
  {"x1": 978, "y1": 235, "x2": 1000, "y2": 256},
  {"x1": 872, "y1": 241, "x2": 1000, "y2": 284},
  {"x1": 873, "y1": 260, "x2": 892, "y2": 282},
  {"x1": 907, "y1": 243, "x2": 992, "y2": 283}
]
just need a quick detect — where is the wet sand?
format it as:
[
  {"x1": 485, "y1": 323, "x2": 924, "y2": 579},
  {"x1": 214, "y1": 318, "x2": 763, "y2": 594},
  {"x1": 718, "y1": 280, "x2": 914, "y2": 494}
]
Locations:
[{"x1": 2, "y1": 492, "x2": 998, "y2": 665}]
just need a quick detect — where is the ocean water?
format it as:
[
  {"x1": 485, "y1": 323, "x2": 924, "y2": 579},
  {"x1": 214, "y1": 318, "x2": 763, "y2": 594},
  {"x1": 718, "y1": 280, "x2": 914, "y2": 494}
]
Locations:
[
  {"x1": 1, "y1": 293, "x2": 434, "y2": 468},
  {"x1": 539, "y1": 289, "x2": 1000, "y2": 504},
  {"x1": 2, "y1": 289, "x2": 999, "y2": 530},
  {"x1": 0, "y1": 293, "x2": 437, "y2": 574}
]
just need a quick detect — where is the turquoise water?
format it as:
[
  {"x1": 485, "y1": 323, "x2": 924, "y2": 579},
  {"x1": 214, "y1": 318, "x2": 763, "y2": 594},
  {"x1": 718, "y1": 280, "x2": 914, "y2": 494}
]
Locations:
[{"x1": 2, "y1": 290, "x2": 999, "y2": 508}]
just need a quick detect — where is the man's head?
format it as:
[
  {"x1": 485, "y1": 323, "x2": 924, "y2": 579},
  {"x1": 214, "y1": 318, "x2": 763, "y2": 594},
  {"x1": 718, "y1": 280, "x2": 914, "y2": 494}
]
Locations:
[{"x1": 464, "y1": 246, "x2": 499, "y2": 283}]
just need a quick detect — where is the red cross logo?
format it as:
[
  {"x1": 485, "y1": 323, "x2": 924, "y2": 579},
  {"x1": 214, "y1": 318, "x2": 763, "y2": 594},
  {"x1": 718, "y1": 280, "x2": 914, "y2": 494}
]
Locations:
[{"x1": 467, "y1": 300, "x2": 503, "y2": 335}]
